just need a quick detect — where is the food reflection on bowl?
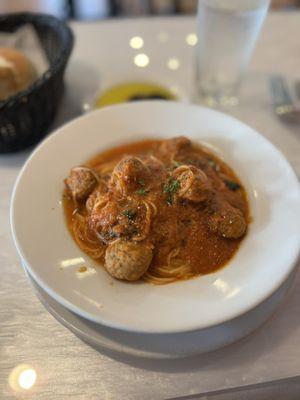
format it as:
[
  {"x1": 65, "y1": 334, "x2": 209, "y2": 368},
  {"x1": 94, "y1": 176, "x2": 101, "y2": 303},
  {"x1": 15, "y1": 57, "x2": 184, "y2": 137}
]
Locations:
[{"x1": 64, "y1": 136, "x2": 249, "y2": 284}]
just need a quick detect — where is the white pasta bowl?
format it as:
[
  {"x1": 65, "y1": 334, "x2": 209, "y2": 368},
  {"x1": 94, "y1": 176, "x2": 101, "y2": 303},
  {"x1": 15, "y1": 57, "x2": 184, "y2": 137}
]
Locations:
[{"x1": 11, "y1": 101, "x2": 300, "y2": 334}]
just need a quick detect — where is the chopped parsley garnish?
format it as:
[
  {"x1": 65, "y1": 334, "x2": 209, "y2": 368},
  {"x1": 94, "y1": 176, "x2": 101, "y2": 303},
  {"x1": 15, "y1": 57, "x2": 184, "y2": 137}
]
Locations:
[
  {"x1": 208, "y1": 158, "x2": 220, "y2": 172},
  {"x1": 136, "y1": 188, "x2": 148, "y2": 196},
  {"x1": 163, "y1": 178, "x2": 180, "y2": 194},
  {"x1": 163, "y1": 178, "x2": 180, "y2": 205},
  {"x1": 108, "y1": 230, "x2": 118, "y2": 239},
  {"x1": 208, "y1": 159, "x2": 216, "y2": 168},
  {"x1": 225, "y1": 179, "x2": 241, "y2": 191},
  {"x1": 138, "y1": 179, "x2": 145, "y2": 186},
  {"x1": 172, "y1": 160, "x2": 182, "y2": 168},
  {"x1": 122, "y1": 209, "x2": 137, "y2": 220}
]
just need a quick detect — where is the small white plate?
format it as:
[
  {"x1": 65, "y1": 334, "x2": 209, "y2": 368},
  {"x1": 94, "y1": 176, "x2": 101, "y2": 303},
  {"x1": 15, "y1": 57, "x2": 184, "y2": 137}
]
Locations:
[{"x1": 11, "y1": 101, "x2": 300, "y2": 333}]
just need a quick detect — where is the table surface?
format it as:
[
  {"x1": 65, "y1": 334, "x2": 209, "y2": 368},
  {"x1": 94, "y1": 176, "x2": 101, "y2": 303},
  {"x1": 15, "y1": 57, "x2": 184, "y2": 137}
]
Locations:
[{"x1": 1, "y1": 13, "x2": 300, "y2": 400}]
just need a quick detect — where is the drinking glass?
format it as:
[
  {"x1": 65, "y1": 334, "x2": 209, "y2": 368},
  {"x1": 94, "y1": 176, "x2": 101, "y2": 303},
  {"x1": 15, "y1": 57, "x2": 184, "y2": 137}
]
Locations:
[{"x1": 196, "y1": 0, "x2": 270, "y2": 106}]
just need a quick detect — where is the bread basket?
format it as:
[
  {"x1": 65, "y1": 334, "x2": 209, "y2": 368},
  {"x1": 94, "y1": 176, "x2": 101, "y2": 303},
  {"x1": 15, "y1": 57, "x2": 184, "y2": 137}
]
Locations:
[{"x1": 0, "y1": 13, "x2": 74, "y2": 153}]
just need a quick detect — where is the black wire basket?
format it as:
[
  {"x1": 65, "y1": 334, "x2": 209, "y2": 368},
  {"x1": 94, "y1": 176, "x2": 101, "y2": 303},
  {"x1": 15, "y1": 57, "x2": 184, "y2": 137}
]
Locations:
[{"x1": 0, "y1": 13, "x2": 74, "y2": 153}]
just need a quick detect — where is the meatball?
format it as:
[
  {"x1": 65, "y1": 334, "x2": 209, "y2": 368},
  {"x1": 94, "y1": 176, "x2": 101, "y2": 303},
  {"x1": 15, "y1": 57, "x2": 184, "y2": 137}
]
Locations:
[
  {"x1": 88, "y1": 201, "x2": 119, "y2": 242},
  {"x1": 110, "y1": 156, "x2": 149, "y2": 194},
  {"x1": 160, "y1": 136, "x2": 192, "y2": 157},
  {"x1": 174, "y1": 165, "x2": 213, "y2": 203},
  {"x1": 65, "y1": 167, "x2": 98, "y2": 201},
  {"x1": 207, "y1": 200, "x2": 246, "y2": 239},
  {"x1": 89, "y1": 197, "x2": 149, "y2": 243},
  {"x1": 105, "y1": 241, "x2": 153, "y2": 281}
]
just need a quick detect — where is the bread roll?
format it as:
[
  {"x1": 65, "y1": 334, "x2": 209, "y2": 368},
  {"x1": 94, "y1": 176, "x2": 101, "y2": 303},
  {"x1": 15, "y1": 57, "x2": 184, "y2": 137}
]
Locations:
[{"x1": 0, "y1": 47, "x2": 37, "y2": 101}]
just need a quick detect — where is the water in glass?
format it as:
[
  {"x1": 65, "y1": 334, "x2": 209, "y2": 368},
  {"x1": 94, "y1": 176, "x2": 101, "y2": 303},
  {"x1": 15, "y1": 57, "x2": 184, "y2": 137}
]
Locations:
[{"x1": 196, "y1": 0, "x2": 270, "y2": 105}]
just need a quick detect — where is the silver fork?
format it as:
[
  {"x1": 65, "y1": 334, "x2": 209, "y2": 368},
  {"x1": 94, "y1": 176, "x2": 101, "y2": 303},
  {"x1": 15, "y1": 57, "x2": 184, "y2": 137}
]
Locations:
[{"x1": 269, "y1": 75, "x2": 300, "y2": 124}]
